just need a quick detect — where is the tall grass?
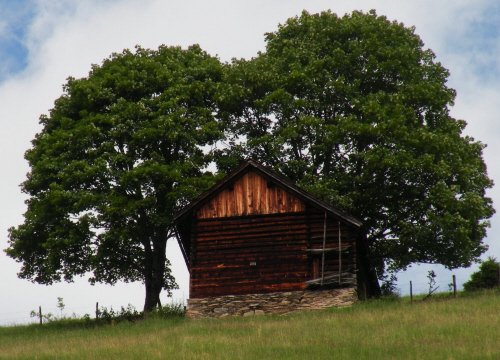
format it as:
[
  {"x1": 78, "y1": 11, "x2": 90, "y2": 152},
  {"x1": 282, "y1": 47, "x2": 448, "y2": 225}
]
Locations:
[{"x1": 1, "y1": 290, "x2": 500, "y2": 359}]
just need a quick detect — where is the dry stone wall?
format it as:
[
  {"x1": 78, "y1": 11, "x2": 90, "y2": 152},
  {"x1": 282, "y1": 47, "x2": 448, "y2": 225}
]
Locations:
[{"x1": 187, "y1": 287, "x2": 357, "y2": 319}]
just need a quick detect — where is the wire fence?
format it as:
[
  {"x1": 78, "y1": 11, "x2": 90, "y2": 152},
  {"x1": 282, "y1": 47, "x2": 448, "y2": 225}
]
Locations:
[
  {"x1": 0, "y1": 305, "x2": 98, "y2": 327},
  {"x1": 0, "y1": 296, "x2": 188, "y2": 327},
  {"x1": 0, "y1": 276, "x2": 473, "y2": 326},
  {"x1": 397, "y1": 277, "x2": 466, "y2": 297}
]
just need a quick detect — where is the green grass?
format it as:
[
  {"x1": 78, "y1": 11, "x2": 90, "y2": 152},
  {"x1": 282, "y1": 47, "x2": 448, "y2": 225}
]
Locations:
[{"x1": 2, "y1": 290, "x2": 500, "y2": 359}]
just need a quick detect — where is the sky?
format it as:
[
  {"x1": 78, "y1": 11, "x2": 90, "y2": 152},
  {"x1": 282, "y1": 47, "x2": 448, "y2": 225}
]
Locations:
[{"x1": 1, "y1": 0, "x2": 499, "y2": 325}]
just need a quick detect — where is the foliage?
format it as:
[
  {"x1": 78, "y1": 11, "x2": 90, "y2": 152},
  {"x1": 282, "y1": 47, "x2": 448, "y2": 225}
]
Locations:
[
  {"x1": 57, "y1": 297, "x2": 65, "y2": 318},
  {"x1": 29, "y1": 310, "x2": 53, "y2": 324},
  {"x1": 423, "y1": 270, "x2": 439, "y2": 299},
  {"x1": 28, "y1": 298, "x2": 185, "y2": 328},
  {"x1": 463, "y1": 256, "x2": 500, "y2": 292},
  {"x1": 146, "y1": 303, "x2": 186, "y2": 319},
  {"x1": 30, "y1": 297, "x2": 77, "y2": 324},
  {"x1": 96, "y1": 303, "x2": 185, "y2": 325},
  {"x1": 380, "y1": 274, "x2": 400, "y2": 298},
  {"x1": 221, "y1": 10, "x2": 495, "y2": 287},
  {"x1": 6, "y1": 45, "x2": 225, "y2": 312},
  {"x1": 96, "y1": 304, "x2": 143, "y2": 325},
  {"x1": 5, "y1": 10, "x2": 495, "y2": 306}
]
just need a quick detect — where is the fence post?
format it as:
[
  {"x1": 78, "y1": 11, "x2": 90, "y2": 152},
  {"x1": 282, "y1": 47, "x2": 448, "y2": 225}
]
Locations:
[
  {"x1": 96, "y1": 302, "x2": 99, "y2": 320},
  {"x1": 453, "y1": 275, "x2": 457, "y2": 298},
  {"x1": 39, "y1": 306, "x2": 42, "y2": 325},
  {"x1": 410, "y1": 281, "x2": 413, "y2": 304}
]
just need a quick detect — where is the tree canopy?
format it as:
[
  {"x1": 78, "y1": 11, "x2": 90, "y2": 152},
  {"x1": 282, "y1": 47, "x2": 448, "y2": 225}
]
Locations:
[
  {"x1": 219, "y1": 10, "x2": 495, "y2": 294},
  {"x1": 6, "y1": 45, "x2": 224, "y2": 311},
  {"x1": 6, "y1": 10, "x2": 495, "y2": 303}
]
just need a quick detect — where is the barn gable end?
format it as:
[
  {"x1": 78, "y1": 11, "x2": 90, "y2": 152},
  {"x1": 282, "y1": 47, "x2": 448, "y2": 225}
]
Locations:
[
  {"x1": 174, "y1": 160, "x2": 362, "y2": 317},
  {"x1": 196, "y1": 170, "x2": 306, "y2": 219}
]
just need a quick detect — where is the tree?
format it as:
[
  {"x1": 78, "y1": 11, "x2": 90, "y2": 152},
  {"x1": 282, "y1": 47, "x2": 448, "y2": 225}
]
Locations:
[
  {"x1": 220, "y1": 10, "x2": 495, "y2": 297},
  {"x1": 463, "y1": 257, "x2": 500, "y2": 292},
  {"x1": 6, "y1": 45, "x2": 224, "y2": 312}
]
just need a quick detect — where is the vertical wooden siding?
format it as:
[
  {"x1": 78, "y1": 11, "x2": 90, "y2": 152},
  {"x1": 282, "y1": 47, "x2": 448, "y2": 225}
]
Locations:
[{"x1": 197, "y1": 171, "x2": 306, "y2": 219}]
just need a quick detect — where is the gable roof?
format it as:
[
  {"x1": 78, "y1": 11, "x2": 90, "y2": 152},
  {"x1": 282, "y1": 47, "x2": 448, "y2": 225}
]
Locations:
[{"x1": 174, "y1": 159, "x2": 362, "y2": 227}]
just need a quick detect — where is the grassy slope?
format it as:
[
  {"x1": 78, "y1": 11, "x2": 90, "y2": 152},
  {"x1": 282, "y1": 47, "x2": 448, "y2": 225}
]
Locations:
[{"x1": 1, "y1": 291, "x2": 500, "y2": 360}]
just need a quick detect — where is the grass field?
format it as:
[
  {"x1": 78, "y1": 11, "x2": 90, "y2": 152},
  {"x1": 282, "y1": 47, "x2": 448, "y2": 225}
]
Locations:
[{"x1": 1, "y1": 290, "x2": 500, "y2": 360}]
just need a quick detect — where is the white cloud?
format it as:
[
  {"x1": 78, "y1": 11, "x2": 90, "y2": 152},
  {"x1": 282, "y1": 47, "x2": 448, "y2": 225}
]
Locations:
[{"x1": 0, "y1": 20, "x2": 8, "y2": 39}]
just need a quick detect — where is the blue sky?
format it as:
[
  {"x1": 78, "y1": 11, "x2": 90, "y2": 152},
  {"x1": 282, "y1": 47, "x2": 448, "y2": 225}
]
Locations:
[
  {"x1": 443, "y1": 4, "x2": 500, "y2": 85},
  {"x1": 0, "y1": 0, "x2": 34, "y2": 79},
  {"x1": 1, "y1": 0, "x2": 499, "y2": 325}
]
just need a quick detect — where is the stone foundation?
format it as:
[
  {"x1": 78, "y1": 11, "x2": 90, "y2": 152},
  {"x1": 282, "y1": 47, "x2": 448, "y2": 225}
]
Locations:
[{"x1": 187, "y1": 287, "x2": 357, "y2": 319}]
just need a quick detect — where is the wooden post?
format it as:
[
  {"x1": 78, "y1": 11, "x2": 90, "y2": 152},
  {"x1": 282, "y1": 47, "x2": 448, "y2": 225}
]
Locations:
[
  {"x1": 321, "y1": 212, "x2": 326, "y2": 286},
  {"x1": 96, "y1": 302, "x2": 99, "y2": 320},
  {"x1": 453, "y1": 275, "x2": 457, "y2": 298},
  {"x1": 410, "y1": 281, "x2": 413, "y2": 304},
  {"x1": 39, "y1": 306, "x2": 42, "y2": 325},
  {"x1": 338, "y1": 221, "x2": 342, "y2": 285}
]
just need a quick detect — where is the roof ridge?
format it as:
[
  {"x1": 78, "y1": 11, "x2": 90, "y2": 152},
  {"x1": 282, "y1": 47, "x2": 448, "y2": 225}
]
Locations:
[{"x1": 174, "y1": 159, "x2": 362, "y2": 228}]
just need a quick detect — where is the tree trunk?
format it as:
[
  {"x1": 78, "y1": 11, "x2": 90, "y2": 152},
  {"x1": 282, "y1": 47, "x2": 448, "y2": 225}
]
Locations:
[
  {"x1": 356, "y1": 229, "x2": 381, "y2": 300},
  {"x1": 144, "y1": 276, "x2": 162, "y2": 313},
  {"x1": 143, "y1": 256, "x2": 166, "y2": 312},
  {"x1": 143, "y1": 228, "x2": 168, "y2": 313}
]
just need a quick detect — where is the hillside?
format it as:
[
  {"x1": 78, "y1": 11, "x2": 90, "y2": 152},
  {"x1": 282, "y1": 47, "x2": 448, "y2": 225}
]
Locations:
[{"x1": 1, "y1": 291, "x2": 500, "y2": 359}]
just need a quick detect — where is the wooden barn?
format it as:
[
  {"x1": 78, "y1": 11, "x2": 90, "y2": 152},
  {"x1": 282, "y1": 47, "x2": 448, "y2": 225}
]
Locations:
[{"x1": 174, "y1": 160, "x2": 363, "y2": 317}]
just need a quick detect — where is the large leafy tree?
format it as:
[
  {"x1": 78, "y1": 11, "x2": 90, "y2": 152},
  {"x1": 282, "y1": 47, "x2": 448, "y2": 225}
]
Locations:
[
  {"x1": 221, "y1": 10, "x2": 495, "y2": 296},
  {"x1": 6, "y1": 45, "x2": 224, "y2": 311}
]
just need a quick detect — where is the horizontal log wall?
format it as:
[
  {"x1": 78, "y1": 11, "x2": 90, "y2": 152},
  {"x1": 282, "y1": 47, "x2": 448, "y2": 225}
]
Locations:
[
  {"x1": 190, "y1": 209, "x2": 358, "y2": 298},
  {"x1": 197, "y1": 170, "x2": 306, "y2": 219}
]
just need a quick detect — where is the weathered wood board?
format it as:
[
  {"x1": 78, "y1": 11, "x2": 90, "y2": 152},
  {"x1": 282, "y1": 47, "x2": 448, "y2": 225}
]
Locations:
[{"x1": 174, "y1": 160, "x2": 361, "y2": 299}]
